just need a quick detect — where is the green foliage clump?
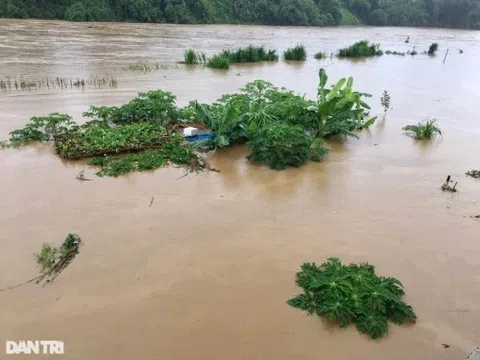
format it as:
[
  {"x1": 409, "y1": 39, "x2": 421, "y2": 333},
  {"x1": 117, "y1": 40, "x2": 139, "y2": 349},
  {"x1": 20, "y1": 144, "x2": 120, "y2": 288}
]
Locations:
[
  {"x1": 314, "y1": 51, "x2": 326, "y2": 59},
  {"x1": 338, "y1": 40, "x2": 383, "y2": 58},
  {"x1": 184, "y1": 49, "x2": 206, "y2": 64},
  {"x1": 221, "y1": 46, "x2": 278, "y2": 63},
  {"x1": 88, "y1": 134, "x2": 199, "y2": 177},
  {"x1": 402, "y1": 119, "x2": 442, "y2": 140},
  {"x1": 427, "y1": 42, "x2": 439, "y2": 55},
  {"x1": 35, "y1": 243, "x2": 58, "y2": 274},
  {"x1": 283, "y1": 45, "x2": 307, "y2": 61},
  {"x1": 247, "y1": 122, "x2": 329, "y2": 170},
  {"x1": 288, "y1": 258, "x2": 417, "y2": 339},
  {"x1": 310, "y1": 68, "x2": 376, "y2": 139},
  {"x1": 54, "y1": 122, "x2": 167, "y2": 159},
  {"x1": 83, "y1": 90, "x2": 178, "y2": 125},
  {"x1": 6, "y1": 113, "x2": 80, "y2": 147},
  {"x1": 207, "y1": 54, "x2": 230, "y2": 69},
  {"x1": 466, "y1": 170, "x2": 480, "y2": 179}
]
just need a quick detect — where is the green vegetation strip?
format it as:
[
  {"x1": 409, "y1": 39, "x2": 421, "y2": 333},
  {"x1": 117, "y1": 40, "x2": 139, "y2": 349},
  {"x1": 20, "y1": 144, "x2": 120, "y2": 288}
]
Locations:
[
  {"x1": 288, "y1": 258, "x2": 417, "y2": 339},
  {"x1": 338, "y1": 40, "x2": 383, "y2": 58}
]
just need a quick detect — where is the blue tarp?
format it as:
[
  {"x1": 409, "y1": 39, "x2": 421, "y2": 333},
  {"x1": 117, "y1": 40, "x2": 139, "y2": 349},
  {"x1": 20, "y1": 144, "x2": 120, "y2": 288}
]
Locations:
[{"x1": 185, "y1": 134, "x2": 214, "y2": 142}]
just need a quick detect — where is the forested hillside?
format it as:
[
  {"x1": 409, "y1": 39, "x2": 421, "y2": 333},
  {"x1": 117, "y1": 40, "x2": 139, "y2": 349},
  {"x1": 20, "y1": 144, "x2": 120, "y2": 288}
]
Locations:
[{"x1": 1, "y1": 0, "x2": 479, "y2": 29}]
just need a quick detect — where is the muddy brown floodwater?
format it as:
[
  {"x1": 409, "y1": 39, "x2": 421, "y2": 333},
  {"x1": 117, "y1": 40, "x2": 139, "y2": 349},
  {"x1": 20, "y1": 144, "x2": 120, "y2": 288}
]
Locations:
[{"x1": 0, "y1": 19, "x2": 479, "y2": 360}]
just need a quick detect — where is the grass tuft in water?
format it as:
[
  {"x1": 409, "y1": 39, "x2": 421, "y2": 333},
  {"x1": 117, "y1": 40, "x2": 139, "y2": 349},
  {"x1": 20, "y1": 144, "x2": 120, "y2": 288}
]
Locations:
[
  {"x1": 314, "y1": 51, "x2": 326, "y2": 60},
  {"x1": 283, "y1": 45, "x2": 307, "y2": 61},
  {"x1": 427, "y1": 43, "x2": 439, "y2": 55},
  {"x1": 207, "y1": 54, "x2": 231, "y2": 69},
  {"x1": 338, "y1": 40, "x2": 383, "y2": 58},
  {"x1": 402, "y1": 119, "x2": 442, "y2": 140},
  {"x1": 184, "y1": 49, "x2": 207, "y2": 65},
  {"x1": 221, "y1": 45, "x2": 278, "y2": 63}
]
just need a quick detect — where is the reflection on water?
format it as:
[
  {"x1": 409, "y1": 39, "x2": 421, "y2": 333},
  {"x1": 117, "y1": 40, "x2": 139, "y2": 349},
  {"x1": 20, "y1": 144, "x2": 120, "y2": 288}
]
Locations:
[{"x1": 0, "y1": 19, "x2": 479, "y2": 360}]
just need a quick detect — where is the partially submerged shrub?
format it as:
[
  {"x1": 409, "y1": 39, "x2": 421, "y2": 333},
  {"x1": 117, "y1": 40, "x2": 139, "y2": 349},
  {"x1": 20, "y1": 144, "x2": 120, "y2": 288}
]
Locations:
[
  {"x1": 184, "y1": 49, "x2": 206, "y2": 64},
  {"x1": 466, "y1": 170, "x2": 480, "y2": 179},
  {"x1": 338, "y1": 40, "x2": 383, "y2": 58},
  {"x1": 35, "y1": 243, "x2": 58, "y2": 274},
  {"x1": 314, "y1": 51, "x2": 326, "y2": 59},
  {"x1": 247, "y1": 122, "x2": 329, "y2": 170},
  {"x1": 381, "y1": 90, "x2": 391, "y2": 114},
  {"x1": 402, "y1": 119, "x2": 442, "y2": 140},
  {"x1": 6, "y1": 113, "x2": 80, "y2": 147},
  {"x1": 83, "y1": 90, "x2": 178, "y2": 125},
  {"x1": 284, "y1": 45, "x2": 307, "y2": 61},
  {"x1": 427, "y1": 43, "x2": 439, "y2": 55},
  {"x1": 207, "y1": 54, "x2": 230, "y2": 69},
  {"x1": 288, "y1": 258, "x2": 417, "y2": 339},
  {"x1": 221, "y1": 46, "x2": 278, "y2": 63}
]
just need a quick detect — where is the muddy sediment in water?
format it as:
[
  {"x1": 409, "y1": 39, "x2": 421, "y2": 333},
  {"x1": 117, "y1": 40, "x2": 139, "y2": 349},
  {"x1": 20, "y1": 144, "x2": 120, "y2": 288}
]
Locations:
[{"x1": 0, "y1": 19, "x2": 479, "y2": 360}]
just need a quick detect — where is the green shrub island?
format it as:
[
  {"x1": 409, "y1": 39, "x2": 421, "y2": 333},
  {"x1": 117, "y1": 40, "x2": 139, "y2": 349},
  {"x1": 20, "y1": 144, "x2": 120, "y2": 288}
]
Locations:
[
  {"x1": 338, "y1": 40, "x2": 383, "y2": 58},
  {"x1": 284, "y1": 45, "x2": 307, "y2": 61},
  {"x1": 402, "y1": 119, "x2": 442, "y2": 140},
  {"x1": 207, "y1": 54, "x2": 231, "y2": 69},
  {"x1": 288, "y1": 258, "x2": 417, "y2": 339},
  {"x1": 2, "y1": 69, "x2": 377, "y2": 174}
]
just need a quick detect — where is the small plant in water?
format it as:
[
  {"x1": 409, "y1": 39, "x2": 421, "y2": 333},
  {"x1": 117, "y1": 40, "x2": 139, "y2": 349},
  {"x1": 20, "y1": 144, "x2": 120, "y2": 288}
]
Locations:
[
  {"x1": 466, "y1": 170, "x2": 480, "y2": 179},
  {"x1": 35, "y1": 243, "x2": 58, "y2": 273},
  {"x1": 284, "y1": 45, "x2": 307, "y2": 61},
  {"x1": 314, "y1": 51, "x2": 326, "y2": 60},
  {"x1": 184, "y1": 49, "x2": 206, "y2": 65},
  {"x1": 381, "y1": 90, "x2": 391, "y2": 114},
  {"x1": 288, "y1": 258, "x2": 417, "y2": 339},
  {"x1": 402, "y1": 119, "x2": 442, "y2": 140},
  {"x1": 207, "y1": 54, "x2": 230, "y2": 69},
  {"x1": 427, "y1": 43, "x2": 439, "y2": 55}
]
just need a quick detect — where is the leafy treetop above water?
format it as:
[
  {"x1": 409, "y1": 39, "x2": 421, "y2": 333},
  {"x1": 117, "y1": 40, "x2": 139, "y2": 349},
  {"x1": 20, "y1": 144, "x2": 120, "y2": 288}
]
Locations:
[{"x1": 288, "y1": 258, "x2": 417, "y2": 339}]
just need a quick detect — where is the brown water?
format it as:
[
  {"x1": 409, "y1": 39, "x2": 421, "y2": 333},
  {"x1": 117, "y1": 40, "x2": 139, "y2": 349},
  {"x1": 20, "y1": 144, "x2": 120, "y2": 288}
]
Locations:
[{"x1": 0, "y1": 19, "x2": 479, "y2": 360}]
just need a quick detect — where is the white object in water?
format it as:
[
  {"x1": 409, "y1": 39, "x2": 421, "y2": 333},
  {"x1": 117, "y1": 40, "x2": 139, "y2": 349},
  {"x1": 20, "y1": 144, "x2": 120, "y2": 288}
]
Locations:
[{"x1": 183, "y1": 127, "x2": 200, "y2": 137}]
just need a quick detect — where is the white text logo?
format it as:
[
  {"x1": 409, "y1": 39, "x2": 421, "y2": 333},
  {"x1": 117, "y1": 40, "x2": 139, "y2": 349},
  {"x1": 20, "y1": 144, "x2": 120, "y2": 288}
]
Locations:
[{"x1": 6, "y1": 341, "x2": 64, "y2": 355}]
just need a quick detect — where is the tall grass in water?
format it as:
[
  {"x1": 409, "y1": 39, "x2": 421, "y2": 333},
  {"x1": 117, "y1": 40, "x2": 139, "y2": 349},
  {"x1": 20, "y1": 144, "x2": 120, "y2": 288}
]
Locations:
[
  {"x1": 338, "y1": 40, "x2": 383, "y2": 58},
  {"x1": 221, "y1": 45, "x2": 278, "y2": 63},
  {"x1": 184, "y1": 49, "x2": 206, "y2": 64},
  {"x1": 402, "y1": 119, "x2": 442, "y2": 140},
  {"x1": 0, "y1": 76, "x2": 117, "y2": 92},
  {"x1": 314, "y1": 51, "x2": 326, "y2": 59},
  {"x1": 283, "y1": 45, "x2": 307, "y2": 61},
  {"x1": 207, "y1": 54, "x2": 230, "y2": 69}
]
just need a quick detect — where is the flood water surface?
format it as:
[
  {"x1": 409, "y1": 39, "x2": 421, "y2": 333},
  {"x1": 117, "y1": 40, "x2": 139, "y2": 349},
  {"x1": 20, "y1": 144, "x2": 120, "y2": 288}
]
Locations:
[{"x1": 0, "y1": 19, "x2": 479, "y2": 360}]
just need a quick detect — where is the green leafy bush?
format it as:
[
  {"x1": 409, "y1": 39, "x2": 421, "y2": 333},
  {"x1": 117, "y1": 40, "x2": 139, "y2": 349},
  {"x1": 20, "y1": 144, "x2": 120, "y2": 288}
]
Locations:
[
  {"x1": 288, "y1": 258, "x2": 417, "y2": 339},
  {"x1": 338, "y1": 40, "x2": 383, "y2": 57},
  {"x1": 34, "y1": 243, "x2": 58, "y2": 274},
  {"x1": 221, "y1": 45, "x2": 278, "y2": 63},
  {"x1": 54, "y1": 122, "x2": 167, "y2": 159},
  {"x1": 314, "y1": 51, "x2": 326, "y2": 59},
  {"x1": 207, "y1": 54, "x2": 230, "y2": 69},
  {"x1": 402, "y1": 119, "x2": 442, "y2": 140},
  {"x1": 7, "y1": 113, "x2": 80, "y2": 147},
  {"x1": 283, "y1": 45, "x2": 307, "y2": 61},
  {"x1": 247, "y1": 122, "x2": 329, "y2": 170},
  {"x1": 427, "y1": 43, "x2": 439, "y2": 55},
  {"x1": 83, "y1": 90, "x2": 179, "y2": 125}
]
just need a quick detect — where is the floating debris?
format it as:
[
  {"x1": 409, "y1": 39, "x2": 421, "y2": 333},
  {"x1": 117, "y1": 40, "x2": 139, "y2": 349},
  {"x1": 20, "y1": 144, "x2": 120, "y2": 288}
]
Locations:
[
  {"x1": 466, "y1": 170, "x2": 480, "y2": 179},
  {"x1": 441, "y1": 175, "x2": 458, "y2": 192}
]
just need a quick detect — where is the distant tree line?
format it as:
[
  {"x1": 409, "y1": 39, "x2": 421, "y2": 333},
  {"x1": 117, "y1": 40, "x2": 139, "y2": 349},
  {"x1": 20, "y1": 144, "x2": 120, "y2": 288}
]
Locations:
[{"x1": 1, "y1": 0, "x2": 479, "y2": 29}]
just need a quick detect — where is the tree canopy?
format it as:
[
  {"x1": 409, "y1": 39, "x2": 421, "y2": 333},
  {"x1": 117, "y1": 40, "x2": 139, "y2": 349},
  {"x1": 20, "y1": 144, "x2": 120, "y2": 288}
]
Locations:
[{"x1": 1, "y1": 0, "x2": 479, "y2": 29}]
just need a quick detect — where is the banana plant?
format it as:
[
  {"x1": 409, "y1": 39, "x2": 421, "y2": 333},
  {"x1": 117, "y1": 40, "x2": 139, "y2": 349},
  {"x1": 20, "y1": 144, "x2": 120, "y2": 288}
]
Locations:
[{"x1": 308, "y1": 68, "x2": 376, "y2": 139}]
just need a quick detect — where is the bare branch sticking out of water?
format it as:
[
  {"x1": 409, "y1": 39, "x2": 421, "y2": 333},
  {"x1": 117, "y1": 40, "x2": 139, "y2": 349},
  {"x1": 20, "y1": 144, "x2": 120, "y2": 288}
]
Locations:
[
  {"x1": 441, "y1": 175, "x2": 457, "y2": 192},
  {"x1": 76, "y1": 170, "x2": 91, "y2": 181},
  {"x1": 149, "y1": 197, "x2": 154, "y2": 208}
]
